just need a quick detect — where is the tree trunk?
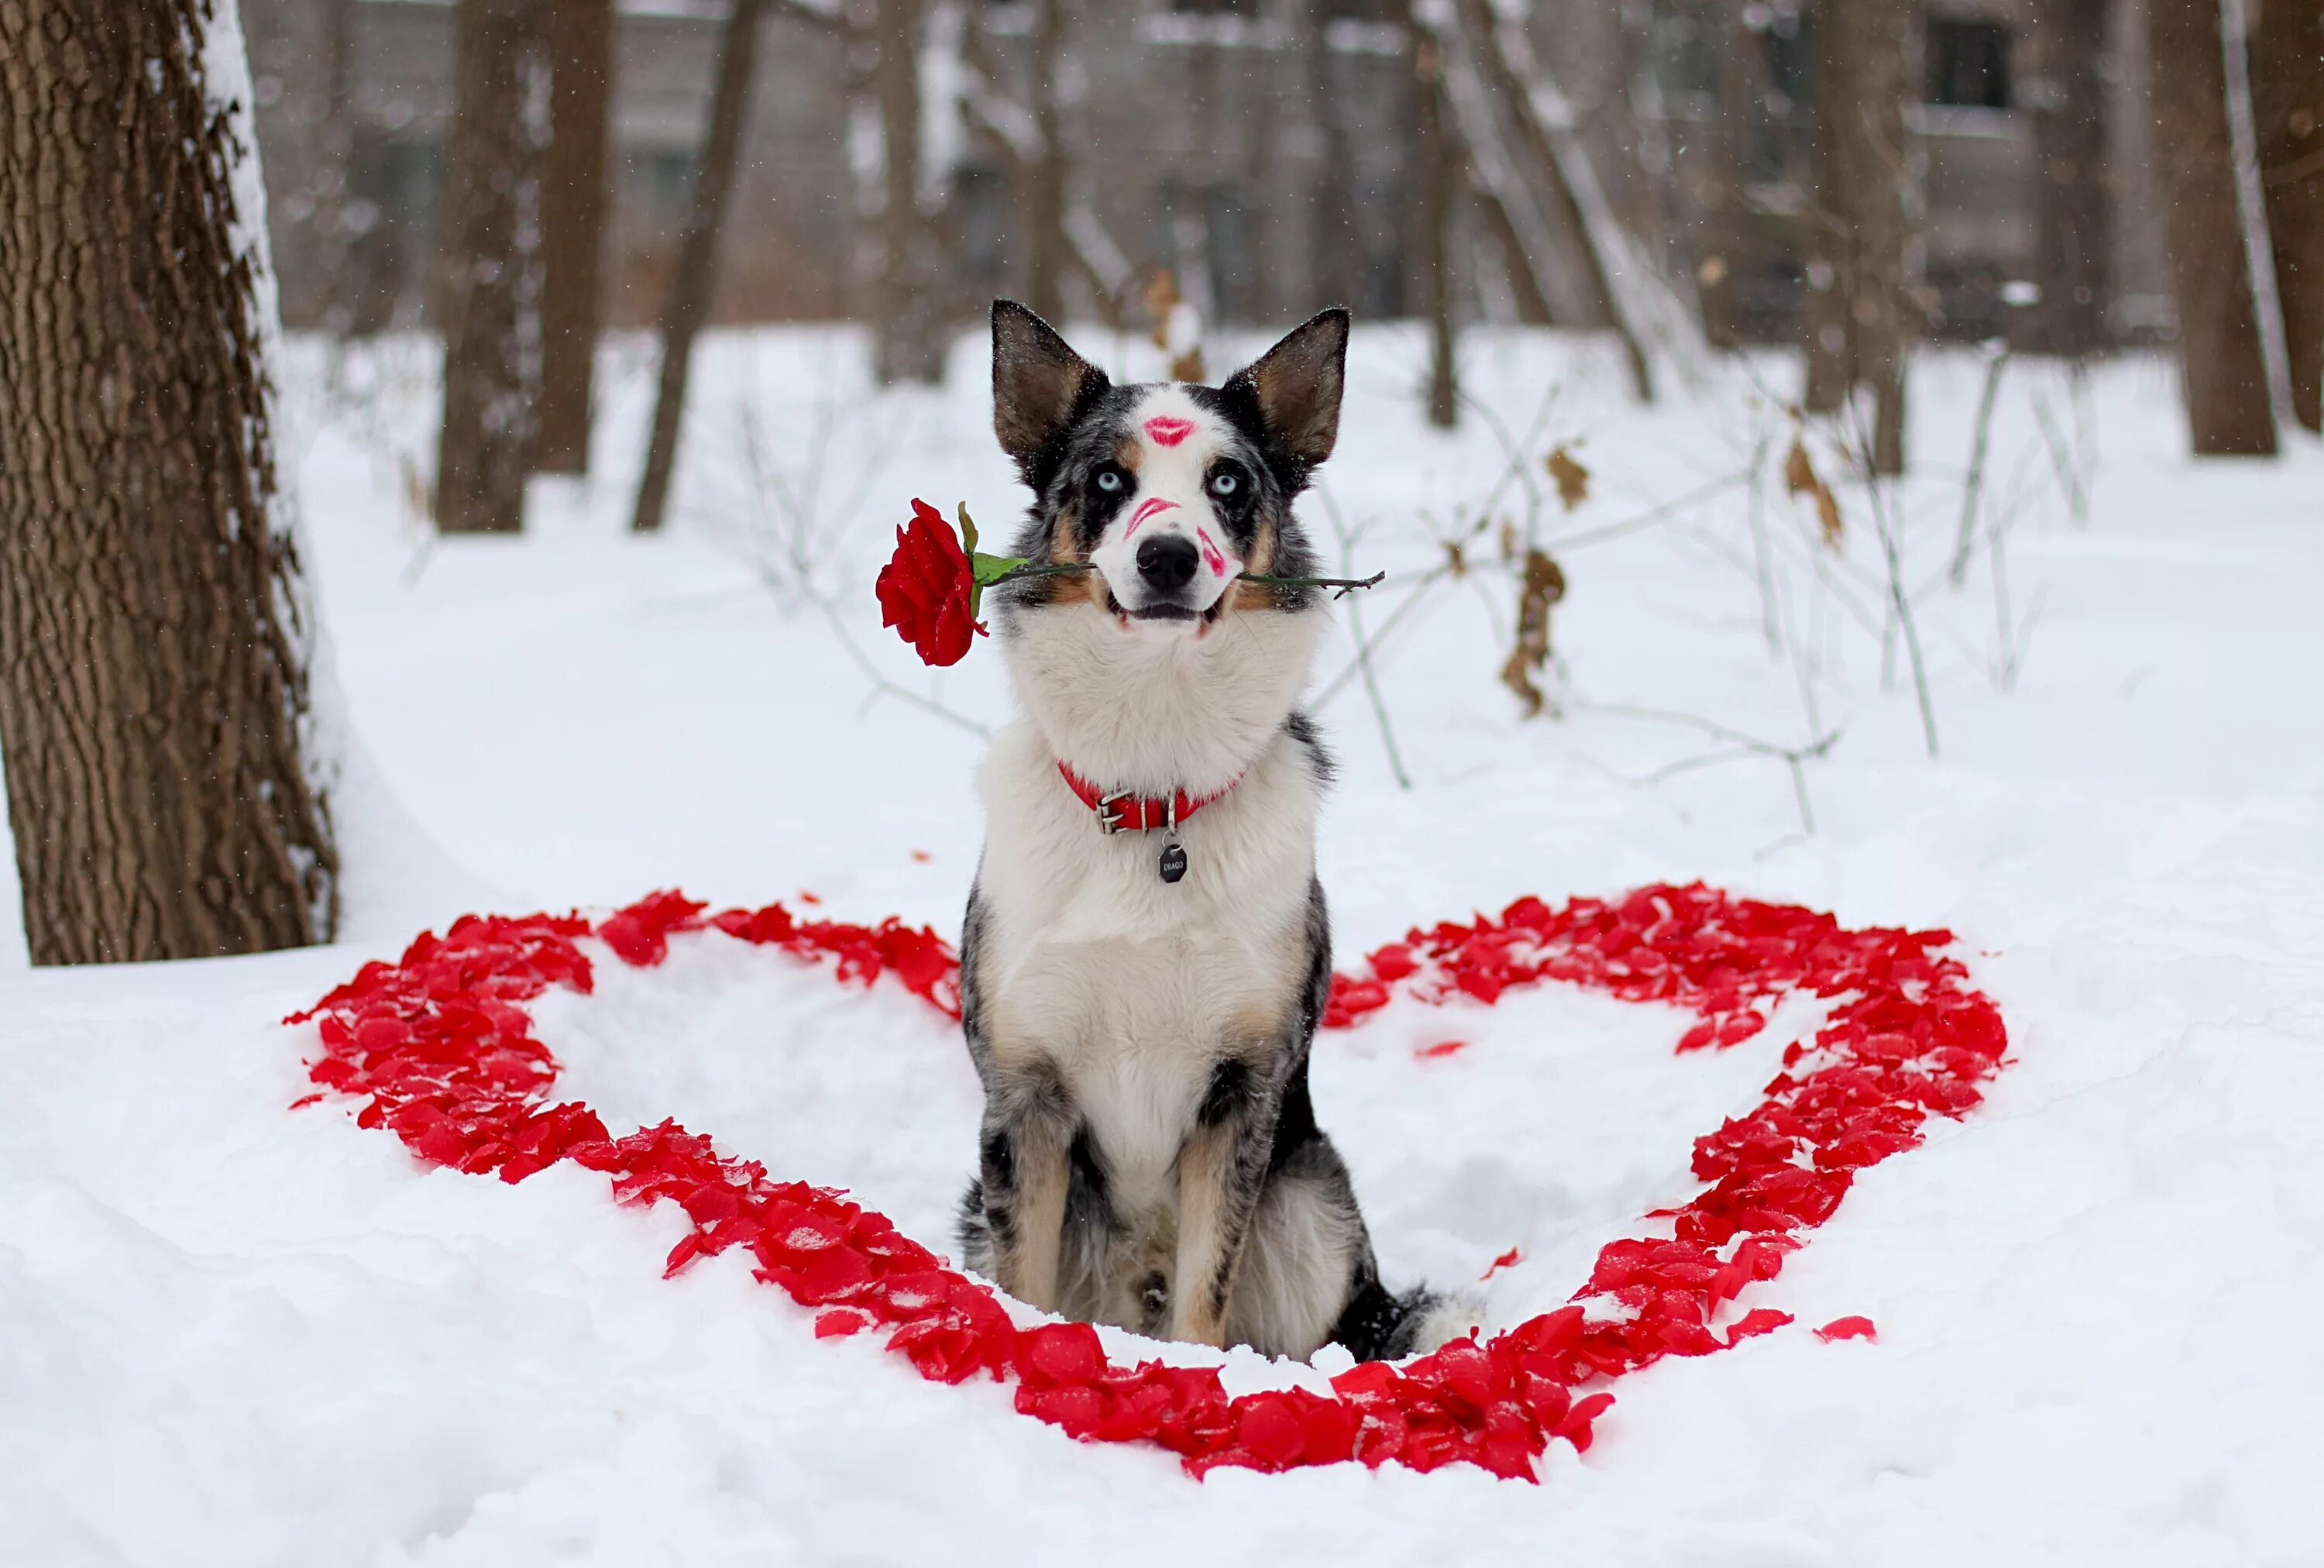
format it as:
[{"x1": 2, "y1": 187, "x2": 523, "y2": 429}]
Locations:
[
  {"x1": 0, "y1": 0, "x2": 339, "y2": 965},
  {"x1": 2150, "y1": 0, "x2": 2280, "y2": 454},
  {"x1": 1263, "y1": 0, "x2": 1325, "y2": 322},
  {"x1": 437, "y1": 0, "x2": 548, "y2": 532},
  {"x1": 1410, "y1": 18, "x2": 1459, "y2": 428},
  {"x1": 633, "y1": 0, "x2": 765, "y2": 533},
  {"x1": 2020, "y1": 0, "x2": 2115, "y2": 358},
  {"x1": 1017, "y1": 0, "x2": 1071, "y2": 324},
  {"x1": 2253, "y1": 0, "x2": 2324, "y2": 432},
  {"x1": 535, "y1": 0, "x2": 614, "y2": 474},
  {"x1": 1800, "y1": 77, "x2": 1855, "y2": 418},
  {"x1": 1699, "y1": 0, "x2": 1757, "y2": 349},
  {"x1": 1449, "y1": 0, "x2": 1655, "y2": 400},
  {"x1": 874, "y1": 0, "x2": 947, "y2": 385},
  {"x1": 1801, "y1": 0, "x2": 1916, "y2": 473}
]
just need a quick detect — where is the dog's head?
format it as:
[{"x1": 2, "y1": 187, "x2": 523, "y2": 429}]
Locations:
[{"x1": 985, "y1": 301, "x2": 1347, "y2": 633}]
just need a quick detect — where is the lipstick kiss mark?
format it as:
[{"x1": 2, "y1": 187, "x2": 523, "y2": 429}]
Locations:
[
  {"x1": 1197, "y1": 528, "x2": 1229, "y2": 577},
  {"x1": 1143, "y1": 416, "x2": 1194, "y2": 448},
  {"x1": 1126, "y1": 497, "x2": 1179, "y2": 538}
]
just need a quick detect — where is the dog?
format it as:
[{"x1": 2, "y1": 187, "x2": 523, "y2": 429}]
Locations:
[{"x1": 954, "y1": 300, "x2": 1458, "y2": 1363}]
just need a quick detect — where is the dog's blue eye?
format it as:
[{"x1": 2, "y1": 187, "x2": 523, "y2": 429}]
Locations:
[
  {"x1": 1096, "y1": 469, "x2": 1122, "y2": 493},
  {"x1": 1209, "y1": 471, "x2": 1239, "y2": 497}
]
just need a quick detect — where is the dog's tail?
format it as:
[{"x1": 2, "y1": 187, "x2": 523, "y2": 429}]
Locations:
[{"x1": 1332, "y1": 1276, "x2": 1484, "y2": 1363}]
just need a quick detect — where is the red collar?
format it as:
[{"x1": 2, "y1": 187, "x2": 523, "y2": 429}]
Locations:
[{"x1": 1057, "y1": 762, "x2": 1239, "y2": 834}]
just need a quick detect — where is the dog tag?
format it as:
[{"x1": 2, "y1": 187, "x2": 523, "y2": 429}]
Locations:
[{"x1": 1158, "y1": 843, "x2": 1188, "y2": 883}]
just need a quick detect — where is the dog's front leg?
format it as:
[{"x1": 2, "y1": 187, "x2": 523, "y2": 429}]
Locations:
[
  {"x1": 1171, "y1": 1053, "x2": 1281, "y2": 1348},
  {"x1": 978, "y1": 1062, "x2": 1075, "y2": 1312}
]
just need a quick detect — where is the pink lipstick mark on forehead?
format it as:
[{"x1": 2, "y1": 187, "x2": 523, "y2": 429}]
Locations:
[
  {"x1": 1143, "y1": 415, "x2": 1195, "y2": 448},
  {"x1": 1196, "y1": 528, "x2": 1229, "y2": 577},
  {"x1": 1125, "y1": 496, "x2": 1178, "y2": 537}
]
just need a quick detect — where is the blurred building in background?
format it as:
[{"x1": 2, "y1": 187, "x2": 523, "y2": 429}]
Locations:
[{"x1": 242, "y1": 0, "x2": 2173, "y2": 348}]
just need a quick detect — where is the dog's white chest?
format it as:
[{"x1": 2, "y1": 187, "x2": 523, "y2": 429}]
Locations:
[{"x1": 975, "y1": 721, "x2": 1319, "y2": 1204}]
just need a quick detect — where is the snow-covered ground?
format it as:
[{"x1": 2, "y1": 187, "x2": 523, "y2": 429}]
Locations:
[{"x1": 3, "y1": 324, "x2": 2322, "y2": 1564}]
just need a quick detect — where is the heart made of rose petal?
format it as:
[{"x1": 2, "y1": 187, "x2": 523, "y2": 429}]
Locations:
[{"x1": 288, "y1": 883, "x2": 2008, "y2": 1481}]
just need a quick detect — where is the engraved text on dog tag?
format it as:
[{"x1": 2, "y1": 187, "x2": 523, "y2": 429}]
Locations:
[{"x1": 1159, "y1": 842, "x2": 1188, "y2": 883}]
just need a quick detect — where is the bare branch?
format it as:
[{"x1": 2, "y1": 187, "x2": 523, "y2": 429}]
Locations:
[
  {"x1": 1315, "y1": 484, "x2": 1412, "y2": 789},
  {"x1": 1950, "y1": 344, "x2": 2009, "y2": 586}
]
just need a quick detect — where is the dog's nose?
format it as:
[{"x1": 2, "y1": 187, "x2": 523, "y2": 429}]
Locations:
[{"x1": 1136, "y1": 534, "x2": 1200, "y2": 593}]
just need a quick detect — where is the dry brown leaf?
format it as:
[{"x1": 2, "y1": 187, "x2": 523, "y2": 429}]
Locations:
[
  {"x1": 1784, "y1": 437, "x2": 1844, "y2": 548},
  {"x1": 1499, "y1": 548, "x2": 1568, "y2": 719},
  {"x1": 1142, "y1": 268, "x2": 1181, "y2": 350},
  {"x1": 1445, "y1": 539, "x2": 1467, "y2": 578},
  {"x1": 1545, "y1": 445, "x2": 1590, "y2": 512}
]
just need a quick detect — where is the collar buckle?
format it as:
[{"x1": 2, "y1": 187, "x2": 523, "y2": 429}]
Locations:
[{"x1": 1096, "y1": 792, "x2": 1132, "y2": 835}]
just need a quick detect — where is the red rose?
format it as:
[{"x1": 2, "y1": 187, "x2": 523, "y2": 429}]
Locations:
[{"x1": 878, "y1": 499, "x2": 986, "y2": 667}]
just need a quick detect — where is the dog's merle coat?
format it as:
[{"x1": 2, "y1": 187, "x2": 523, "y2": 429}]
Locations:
[{"x1": 954, "y1": 301, "x2": 1448, "y2": 1362}]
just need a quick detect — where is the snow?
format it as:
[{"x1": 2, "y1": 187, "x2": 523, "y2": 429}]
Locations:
[{"x1": 3, "y1": 322, "x2": 2323, "y2": 1563}]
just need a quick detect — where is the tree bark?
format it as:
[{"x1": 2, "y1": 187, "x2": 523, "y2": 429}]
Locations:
[
  {"x1": 1699, "y1": 0, "x2": 1757, "y2": 349},
  {"x1": 1409, "y1": 17, "x2": 1459, "y2": 428},
  {"x1": 2252, "y1": 0, "x2": 2324, "y2": 432},
  {"x1": 1801, "y1": 0, "x2": 1915, "y2": 473},
  {"x1": 1263, "y1": 0, "x2": 1325, "y2": 322},
  {"x1": 536, "y1": 0, "x2": 614, "y2": 474},
  {"x1": 437, "y1": 0, "x2": 548, "y2": 532},
  {"x1": 633, "y1": 0, "x2": 766, "y2": 533},
  {"x1": 319, "y1": 0, "x2": 360, "y2": 334},
  {"x1": 2150, "y1": 0, "x2": 2280, "y2": 454},
  {"x1": 1449, "y1": 0, "x2": 1654, "y2": 401},
  {"x1": 2019, "y1": 0, "x2": 2115, "y2": 358},
  {"x1": 873, "y1": 0, "x2": 947, "y2": 385},
  {"x1": 1017, "y1": 0, "x2": 1071, "y2": 325},
  {"x1": 0, "y1": 0, "x2": 340, "y2": 965}
]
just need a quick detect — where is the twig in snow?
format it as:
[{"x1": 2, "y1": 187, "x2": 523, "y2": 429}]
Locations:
[
  {"x1": 1745, "y1": 429, "x2": 1781, "y2": 655},
  {"x1": 1839, "y1": 397, "x2": 1941, "y2": 758},
  {"x1": 1950, "y1": 343, "x2": 2010, "y2": 586},
  {"x1": 1312, "y1": 565, "x2": 1455, "y2": 709},
  {"x1": 1315, "y1": 483, "x2": 1411, "y2": 790},
  {"x1": 1576, "y1": 700, "x2": 1841, "y2": 835},
  {"x1": 2029, "y1": 387, "x2": 2089, "y2": 527},
  {"x1": 1541, "y1": 469, "x2": 1752, "y2": 554},
  {"x1": 806, "y1": 586, "x2": 990, "y2": 740}
]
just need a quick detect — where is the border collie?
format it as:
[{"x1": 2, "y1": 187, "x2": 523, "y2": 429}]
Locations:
[{"x1": 955, "y1": 301, "x2": 1456, "y2": 1362}]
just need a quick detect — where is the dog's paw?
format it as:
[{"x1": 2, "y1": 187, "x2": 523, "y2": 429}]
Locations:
[{"x1": 1406, "y1": 1291, "x2": 1487, "y2": 1355}]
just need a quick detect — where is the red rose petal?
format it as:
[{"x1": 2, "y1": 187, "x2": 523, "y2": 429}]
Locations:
[
  {"x1": 1815, "y1": 1315, "x2": 1879, "y2": 1343},
  {"x1": 290, "y1": 882, "x2": 2006, "y2": 1484}
]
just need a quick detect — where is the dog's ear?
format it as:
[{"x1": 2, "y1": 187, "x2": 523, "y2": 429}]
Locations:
[
  {"x1": 992, "y1": 300, "x2": 1107, "y2": 471},
  {"x1": 1223, "y1": 308, "x2": 1349, "y2": 469}
]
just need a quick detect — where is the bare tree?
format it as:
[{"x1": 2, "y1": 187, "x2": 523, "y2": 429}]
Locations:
[
  {"x1": 2020, "y1": 0, "x2": 2114, "y2": 359},
  {"x1": 437, "y1": 0, "x2": 548, "y2": 531},
  {"x1": 1800, "y1": 0, "x2": 1917, "y2": 473},
  {"x1": 871, "y1": 0, "x2": 948, "y2": 384},
  {"x1": 1699, "y1": 0, "x2": 1760, "y2": 350},
  {"x1": 536, "y1": 0, "x2": 614, "y2": 474},
  {"x1": 2252, "y1": 0, "x2": 2324, "y2": 433},
  {"x1": 1018, "y1": 0, "x2": 1072, "y2": 323},
  {"x1": 2150, "y1": 0, "x2": 2279, "y2": 454},
  {"x1": 1442, "y1": 0, "x2": 1656, "y2": 401},
  {"x1": 0, "y1": 0, "x2": 339, "y2": 964},
  {"x1": 1408, "y1": 8, "x2": 1459, "y2": 428},
  {"x1": 633, "y1": 0, "x2": 768, "y2": 533}
]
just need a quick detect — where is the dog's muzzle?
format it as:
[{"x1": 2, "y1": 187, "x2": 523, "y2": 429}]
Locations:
[{"x1": 1136, "y1": 535, "x2": 1200, "y2": 597}]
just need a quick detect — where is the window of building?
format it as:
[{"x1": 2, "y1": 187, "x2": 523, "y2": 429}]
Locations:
[
  {"x1": 1928, "y1": 19, "x2": 2011, "y2": 109},
  {"x1": 631, "y1": 148, "x2": 699, "y2": 225},
  {"x1": 1649, "y1": 1, "x2": 1719, "y2": 100}
]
